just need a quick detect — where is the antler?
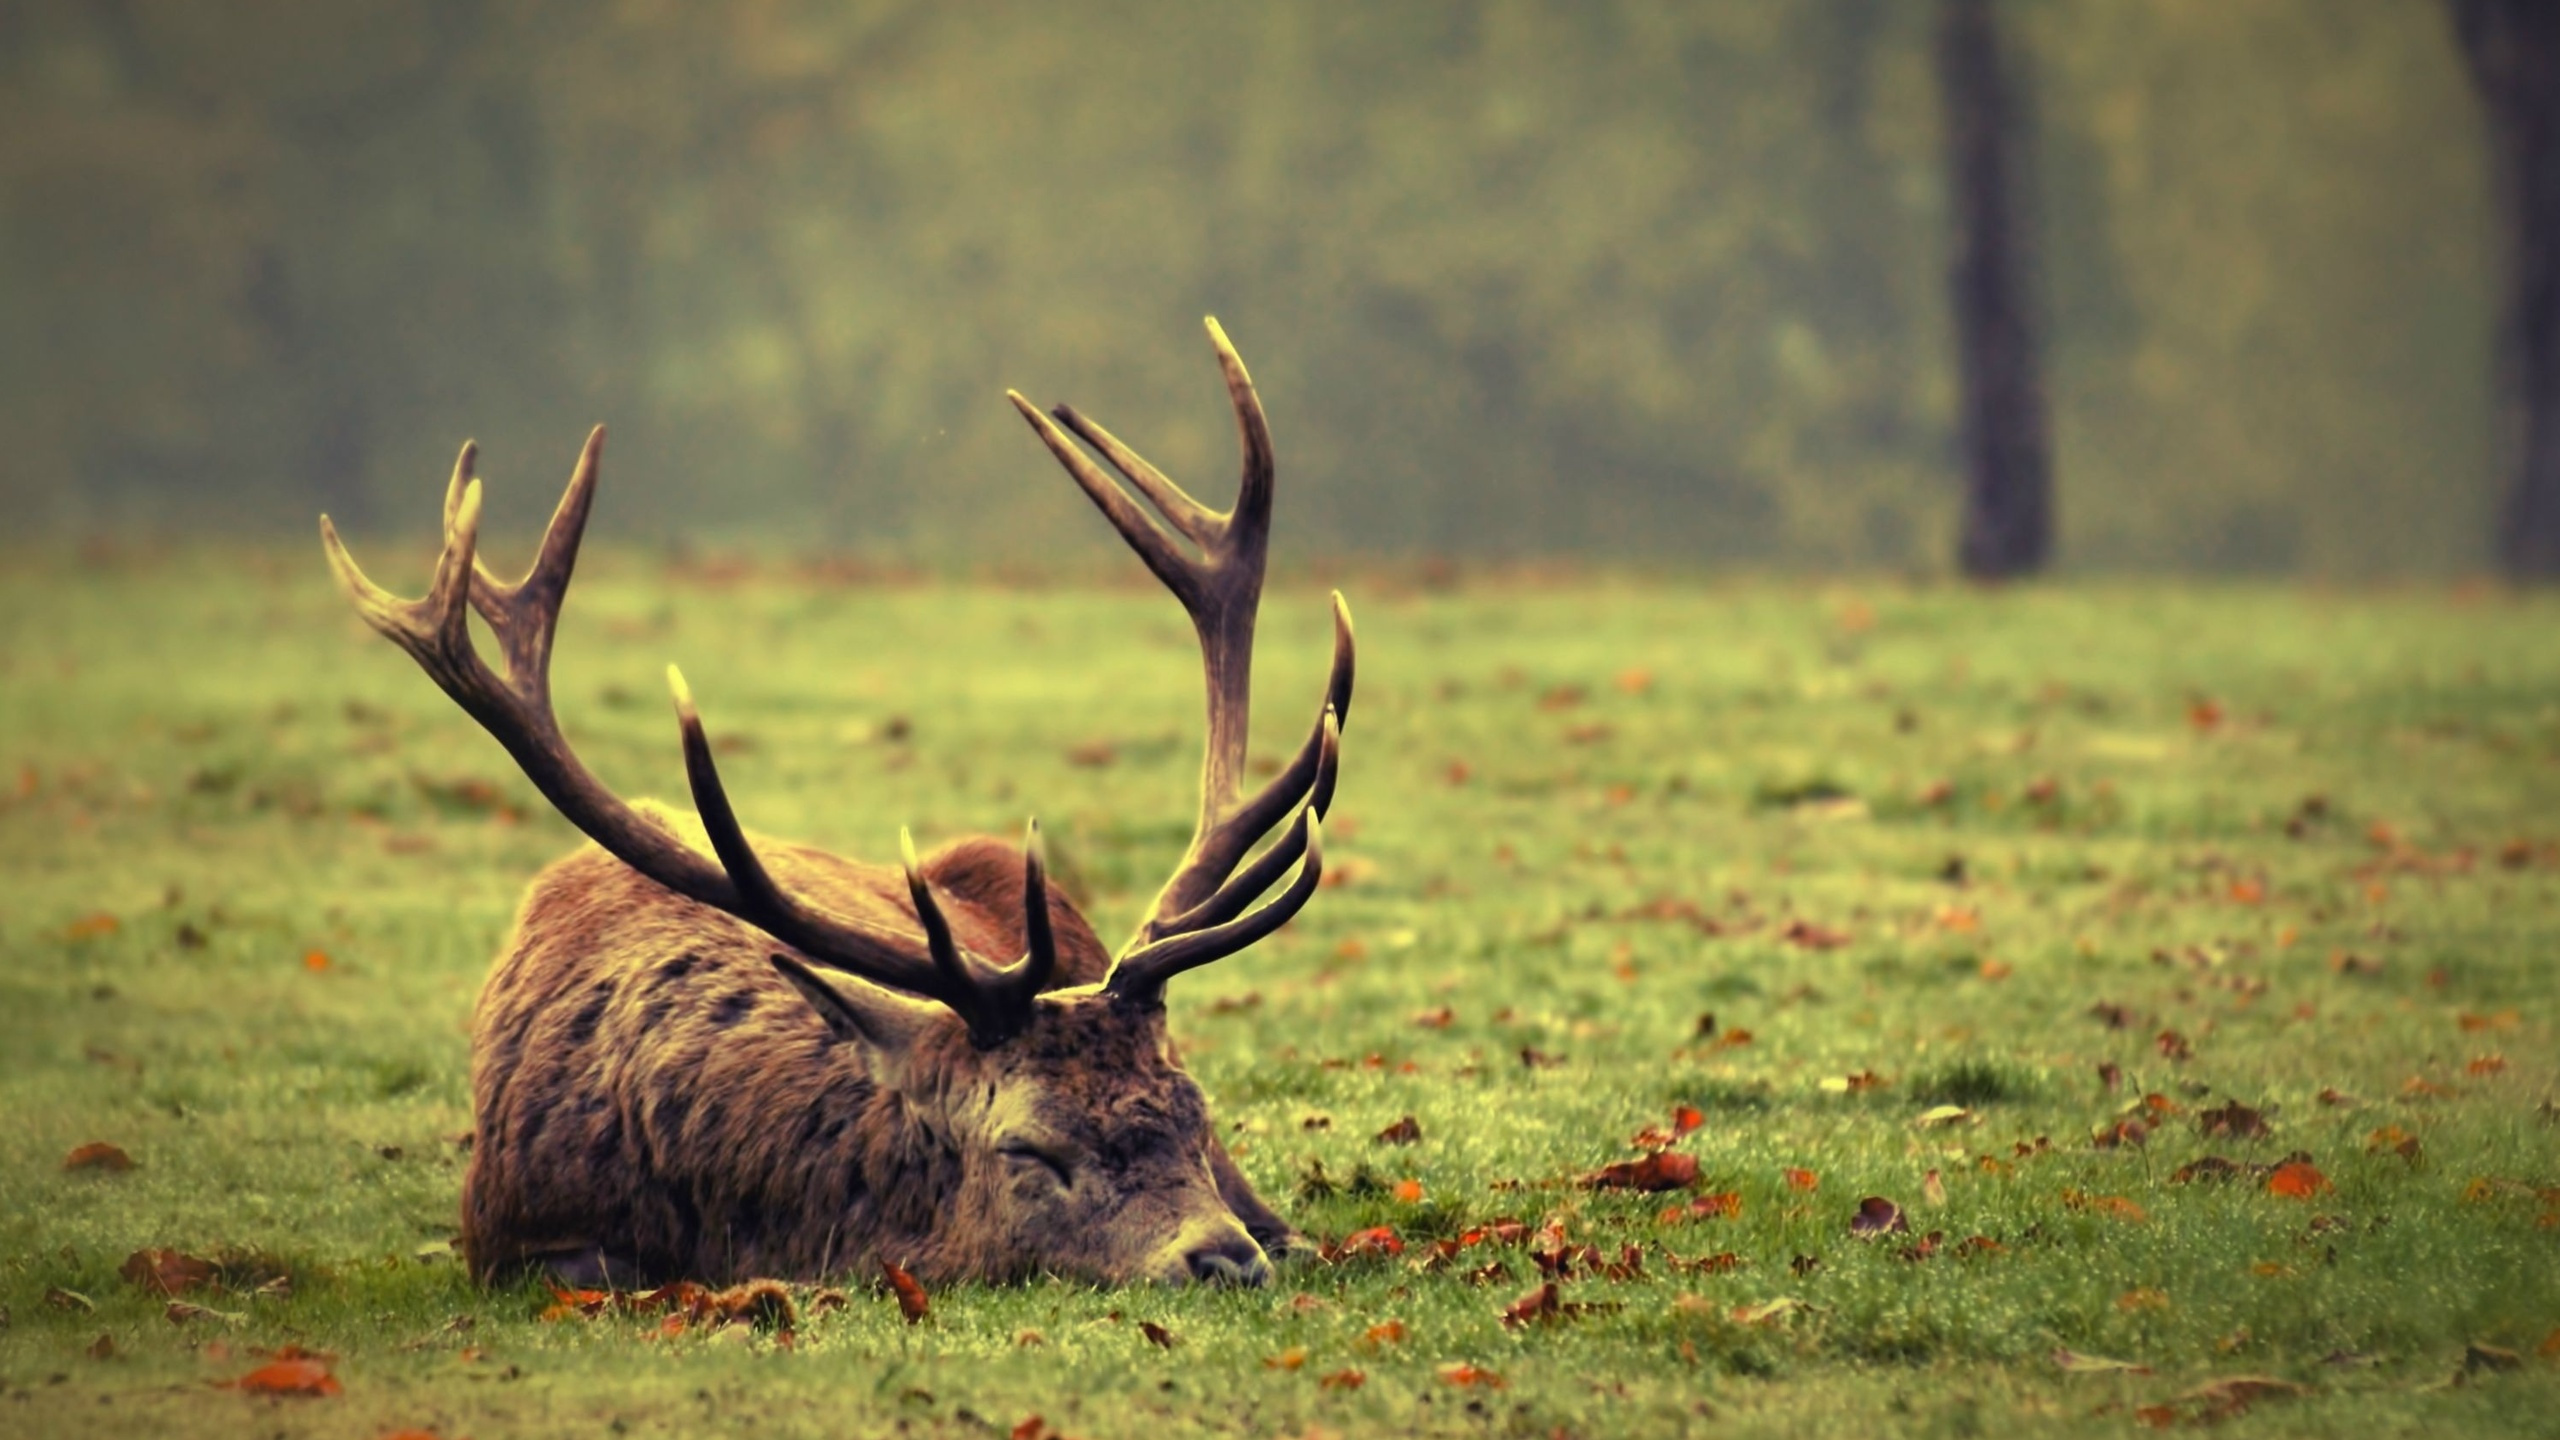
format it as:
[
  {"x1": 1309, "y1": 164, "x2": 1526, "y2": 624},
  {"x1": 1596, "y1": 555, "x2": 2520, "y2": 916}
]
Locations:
[
  {"x1": 319, "y1": 428, "x2": 1055, "y2": 1046},
  {"x1": 1009, "y1": 319, "x2": 1354, "y2": 1005}
]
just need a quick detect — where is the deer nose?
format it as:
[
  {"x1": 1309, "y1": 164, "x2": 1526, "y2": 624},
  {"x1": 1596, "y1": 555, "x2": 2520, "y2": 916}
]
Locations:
[{"x1": 1182, "y1": 1228, "x2": 1272, "y2": 1287}]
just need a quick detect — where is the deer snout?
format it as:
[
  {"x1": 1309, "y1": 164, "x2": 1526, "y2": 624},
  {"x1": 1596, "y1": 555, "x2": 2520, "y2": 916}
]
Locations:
[{"x1": 1162, "y1": 1219, "x2": 1270, "y2": 1287}]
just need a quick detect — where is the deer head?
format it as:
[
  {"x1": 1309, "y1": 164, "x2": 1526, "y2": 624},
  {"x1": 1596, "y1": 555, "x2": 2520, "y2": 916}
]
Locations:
[{"x1": 320, "y1": 321, "x2": 1350, "y2": 1286}]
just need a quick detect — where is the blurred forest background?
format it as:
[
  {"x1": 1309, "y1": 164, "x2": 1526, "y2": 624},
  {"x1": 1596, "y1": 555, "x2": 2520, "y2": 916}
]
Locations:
[{"x1": 0, "y1": 0, "x2": 2505, "y2": 574}]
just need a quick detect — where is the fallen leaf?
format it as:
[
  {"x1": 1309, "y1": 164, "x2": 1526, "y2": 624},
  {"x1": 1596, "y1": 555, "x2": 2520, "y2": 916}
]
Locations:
[
  {"x1": 225, "y1": 1357, "x2": 342, "y2": 1397},
  {"x1": 1583, "y1": 1150, "x2": 1699, "y2": 1192},
  {"x1": 2465, "y1": 1342, "x2": 2522, "y2": 1373},
  {"x1": 1659, "y1": 1192, "x2": 1742, "y2": 1224},
  {"x1": 64, "y1": 1142, "x2": 134, "y2": 1172},
  {"x1": 2265, "y1": 1162, "x2": 2331, "y2": 1199},
  {"x1": 2155, "y1": 1030, "x2": 2192, "y2": 1061},
  {"x1": 880, "y1": 1257, "x2": 929, "y2": 1324},
  {"x1": 1375, "y1": 1115, "x2": 1423, "y2": 1145},
  {"x1": 1437, "y1": 1362, "x2": 1505, "y2": 1388},
  {"x1": 1916, "y1": 1104, "x2": 1973, "y2": 1129},
  {"x1": 1780, "y1": 919, "x2": 1852, "y2": 950},
  {"x1": 1922, "y1": 1170, "x2": 1948, "y2": 1207},
  {"x1": 1783, "y1": 1167, "x2": 1820, "y2": 1192},
  {"x1": 64, "y1": 912, "x2": 121, "y2": 940},
  {"x1": 2117, "y1": 1288, "x2": 2170, "y2": 1312},
  {"x1": 2459, "y1": 1010, "x2": 2521, "y2": 1033},
  {"x1": 2061, "y1": 1189, "x2": 2147, "y2": 1222},
  {"x1": 1325, "y1": 1226, "x2": 1404, "y2": 1261},
  {"x1": 2173, "y1": 1156, "x2": 2244, "y2": 1184},
  {"x1": 1411, "y1": 1006, "x2": 1455, "y2": 1029},
  {"x1": 2468, "y1": 1054, "x2": 2507, "y2": 1076},
  {"x1": 1615, "y1": 667, "x2": 1654, "y2": 695},
  {"x1": 2198, "y1": 1101, "x2": 2271, "y2": 1140},
  {"x1": 1502, "y1": 1280, "x2": 1562, "y2": 1327},
  {"x1": 1360, "y1": 1319, "x2": 1407, "y2": 1348},
  {"x1": 87, "y1": 1332, "x2": 115, "y2": 1360},
  {"x1": 1392, "y1": 1179, "x2": 1425, "y2": 1203},
  {"x1": 1139, "y1": 1320, "x2": 1177, "y2": 1349},
  {"x1": 1849, "y1": 1197, "x2": 1908, "y2": 1237},
  {"x1": 2052, "y1": 1348, "x2": 2152, "y2": 1375},
  {"x1": 1318, "y1": 1368, "x2": 1367, "y2": 1390},
  {"x1": 44, "y1": 1286, "x2": 96, "y2": 1312},
  {"x1": 165, "y1": 1300, "x2": 246, "y2": 1325},
  {"x1": 1265, "y1": 1346, "x2": 1307, "y2": 1371},
  {"x1": 1732, "y1": 1297, "x2": 1814, "y2": 1326},
  {"x1": 302, "y1": 949, "x2": 331, "y2": 972},
  {"x1": 2181, "y1": 1375, "x2": 2306, "y2": 1416},
  {"x1": 121, "y1": 1248, "x2": 218, "y2": 1296}
]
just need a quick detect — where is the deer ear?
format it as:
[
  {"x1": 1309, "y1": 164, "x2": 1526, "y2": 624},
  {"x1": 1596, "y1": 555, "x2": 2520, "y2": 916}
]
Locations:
[{"x1": 769, "y1": 954, "x2": 946, "y2": 1056}]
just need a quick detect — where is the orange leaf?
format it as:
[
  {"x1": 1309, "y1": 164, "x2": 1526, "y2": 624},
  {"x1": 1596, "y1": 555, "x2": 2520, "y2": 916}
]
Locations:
[
  {"x1": 2538, "y1": 1328, "x2": 2560, "y2": 1359},
  {"x1": 1318, "y1": 1368, "x2": 1367, "y2": 1390},
  {"x1": 1672, "y1": 1105, "x2": 1706, "y2": 1135},
  {"x1": 1783, "y1": 1168, "x2": 1819, "y2": 1192},
  {"x1": 1392, "y1": 1179, "x2": 1425, "y2": 1203},
  {"x1": 1584, "y1": 1150, "x2": 1699, "y2": 1192},
  {"x1": 1437, "y1": 1362, "x2": 1505, "y2": 1388},
  {"x1": 1326, "y1": 1226, "x2": 1404, "y2": 1260},
  {"x1": 1779, "y1": 919, "x2": 1851, "y2": 950},
  {"x1": 1361, "y1": 1319, "x2": 1408, "y2": 1348},
  {"x1": 880, "y1": 1257, "x2": 929, "y2": 1324},
  {"x1": 1614, "y1": 667, "x2": 1655, "y2": 695},
  {"x1": 226, "y1": 1358, "x2": 341, "y2": 1397},
  {"x1": 2467, "y1": 1054, "x2": 2507, "y2": 1076},
  {"x1": 1265, "y1": 1346, "x2": 1307, "y2": 1371},
  {"x1": 120, "y1": 1248, "x2": 216, "y2": 1296},
  {"x1": 303, "y1": 950, "x2": 332, "y2": 972},
  {"x1": 2117, "y1": 1288, "x2": 2170, "y2": 1312},
  {"x1": 2265, "y1": 1162, "x2": 2331, "y2": 1199},
  {"x1": 63, "y1": 1142, "x2": 134, "y2": 1172},
  {"x1": 2458, "y1": 1010, "x2": 2521, "y2": 1033},
  {"x1": 64, "y1": 912, "x2": 120, "y2": 940},
  {"x1": 1659, "y1": 1191, "x2": 1743, "y2": 1224}
]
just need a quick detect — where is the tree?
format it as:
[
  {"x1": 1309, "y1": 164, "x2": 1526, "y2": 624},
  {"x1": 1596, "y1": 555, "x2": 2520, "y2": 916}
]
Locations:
[
  {"x1": 2448, "y1": 0, "x2": 2560, "y2": 578},
  {"x1": 1936, "y1": 0, "x2": 2053, "y2": 579}
]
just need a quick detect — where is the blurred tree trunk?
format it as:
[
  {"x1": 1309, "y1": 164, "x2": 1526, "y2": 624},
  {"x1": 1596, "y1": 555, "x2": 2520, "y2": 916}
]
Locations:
[
  {"x1": 2449, "y1": 0, "x2": 2560, "y2": 578},
  {"x1": 1936, "y1": 0, "x2": 2052, "y2": 579}
]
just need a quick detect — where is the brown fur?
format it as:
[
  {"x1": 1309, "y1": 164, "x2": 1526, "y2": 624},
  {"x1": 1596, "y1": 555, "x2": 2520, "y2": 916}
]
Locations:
[{"x1": 462, "y1": 804, "x2": 1288, "y2": 1286}]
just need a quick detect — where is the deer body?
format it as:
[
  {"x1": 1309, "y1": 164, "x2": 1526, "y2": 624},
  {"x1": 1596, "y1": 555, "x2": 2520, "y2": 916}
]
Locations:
[{"x1": 327, "y1": 322, "x2": 1349, "y2": 1288}]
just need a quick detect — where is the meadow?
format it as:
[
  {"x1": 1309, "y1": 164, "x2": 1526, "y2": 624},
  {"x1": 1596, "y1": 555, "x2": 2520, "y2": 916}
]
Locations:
[{"x1": 1, "y1": 547, "x2": 2555, "y2": 1438}]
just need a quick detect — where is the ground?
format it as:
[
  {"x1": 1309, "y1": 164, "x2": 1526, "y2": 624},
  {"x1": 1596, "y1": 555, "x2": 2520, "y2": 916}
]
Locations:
[{"x1": 1, "y1": 548, "x2": 2555, "y2": 1439}]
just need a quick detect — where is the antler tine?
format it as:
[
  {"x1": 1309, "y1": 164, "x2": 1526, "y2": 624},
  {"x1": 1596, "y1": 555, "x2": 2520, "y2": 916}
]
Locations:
[
  {"x1": 1154, "y1": 708, "x2": 1338, "y2": 939},
  {"x1": 1106, "y1": 813, "x2": 1323, "y2": 1006},
  {"x1": 1013, "y1": 818, "x2": 1059, "y2": 1004},
  {"x1": 467, "y1": 425, "x2": 604, "y2": 696},
  {"x1": 1137, "y1": 592, "x2": 1354, "y2": 944},
  {"x1": 329, "y1": 435, "x2": 1027, "y2": 1036},
  {"x1": 1205, "y1": 316, "x2": 1276, "y2": 550},
  {"x1": 1007, "y1": 390, "x2": 1199, "y2": 603},
  {"x1": 901, "y1": 828, "x2": 1003, "y2": 1042},
  {"x1": 1010, "y1": 319, "x2": 1349, "y2": 996},
  {"x1": 666, "y1": 663, "x2": 989, "y2": 1011}
]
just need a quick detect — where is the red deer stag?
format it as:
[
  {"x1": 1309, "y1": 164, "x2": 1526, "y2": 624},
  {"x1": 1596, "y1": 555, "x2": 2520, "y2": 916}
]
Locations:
[{"x1": 320, "y1": 321, "x2": 1350, "y2": 1288}]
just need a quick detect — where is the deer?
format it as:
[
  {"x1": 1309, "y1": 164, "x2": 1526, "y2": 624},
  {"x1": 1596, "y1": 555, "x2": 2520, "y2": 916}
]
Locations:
[{"x1": 318, "y1": 320, "x2": 1352, "y2": 1289}]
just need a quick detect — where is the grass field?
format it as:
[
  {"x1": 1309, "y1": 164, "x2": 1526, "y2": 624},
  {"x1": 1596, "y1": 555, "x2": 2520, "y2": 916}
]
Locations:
[{"x1": 2, "y1": 547, "x2": 2557, "y2": 1438}]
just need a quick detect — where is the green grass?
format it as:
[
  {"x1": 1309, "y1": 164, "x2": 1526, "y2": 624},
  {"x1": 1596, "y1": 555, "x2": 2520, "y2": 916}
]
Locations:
[{"x1": 3, "y1": 548, "x2": 2557, "y2": 1438}]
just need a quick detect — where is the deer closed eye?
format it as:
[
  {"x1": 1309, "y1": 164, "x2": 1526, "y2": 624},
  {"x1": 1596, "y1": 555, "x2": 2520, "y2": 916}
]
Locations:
[{"x1": 999, "y1": 1142, "x2": 1073, "y2": 1190}]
